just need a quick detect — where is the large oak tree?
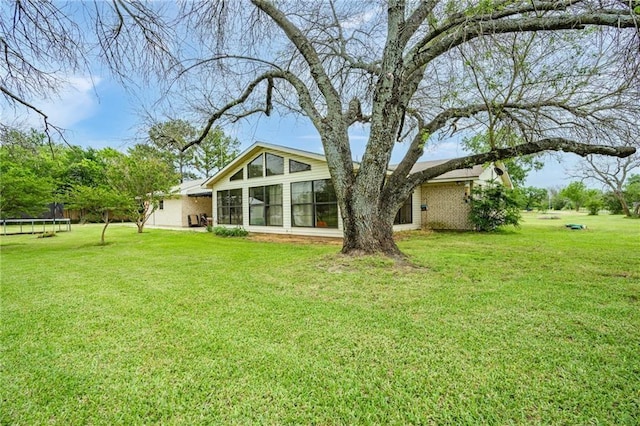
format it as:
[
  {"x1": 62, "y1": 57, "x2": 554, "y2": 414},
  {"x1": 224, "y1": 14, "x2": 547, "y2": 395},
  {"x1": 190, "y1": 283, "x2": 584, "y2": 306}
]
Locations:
[
  {"x1": 2, "y1": 1, "x2": 639, "y2": 255},
  {"x1": 178, "y1": 0, "x2": 640, "y2": 255}
]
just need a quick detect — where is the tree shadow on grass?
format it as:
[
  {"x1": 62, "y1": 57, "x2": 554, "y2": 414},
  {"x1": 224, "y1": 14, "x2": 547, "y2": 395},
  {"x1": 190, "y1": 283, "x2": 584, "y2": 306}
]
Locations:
[
  {"x1": 315, "y1": 252, "x2": 428, "y2": 274},
  {"x1": 72, "y1": 241, "x2": 116, "y2": 249},
  {"x1": 0, "y1": 242, "x2": 28, "y2": 249}
]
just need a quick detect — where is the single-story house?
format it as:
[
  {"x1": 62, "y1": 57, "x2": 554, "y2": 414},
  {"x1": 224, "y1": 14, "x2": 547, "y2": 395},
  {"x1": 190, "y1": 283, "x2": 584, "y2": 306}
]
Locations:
[
  {"x1": 149, "y1": 178, "x2": 213, "y2": 228},
  {"x1": 202, "y1": 142, "x2": 511, "y2": 236}
]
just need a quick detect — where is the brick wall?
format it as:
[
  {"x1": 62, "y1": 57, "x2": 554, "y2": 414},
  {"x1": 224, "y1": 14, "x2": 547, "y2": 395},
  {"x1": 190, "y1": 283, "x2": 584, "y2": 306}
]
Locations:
[
  {"x1": 421, "y1": 183, "x2": 473, "y2": 230},
  {"x1": 182, "y1": 196, "x2": 212, "y2": 227}
]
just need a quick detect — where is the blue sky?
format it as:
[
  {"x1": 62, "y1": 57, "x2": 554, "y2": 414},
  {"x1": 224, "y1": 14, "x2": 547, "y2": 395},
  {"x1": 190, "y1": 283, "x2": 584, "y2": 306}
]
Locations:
[{"x1": 5, "y1": 72, "x2": 577, "y2": 189}]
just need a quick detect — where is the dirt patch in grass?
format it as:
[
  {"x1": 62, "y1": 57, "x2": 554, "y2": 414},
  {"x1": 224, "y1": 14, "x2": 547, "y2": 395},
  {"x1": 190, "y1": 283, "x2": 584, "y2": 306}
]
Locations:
[
  {"x1": 248, "y1": 229, "x2": 434, "y2": 247},
  {"x1": 248, "y1": 233, "x2": 343, "y2": 246},
  {"x1": 393, "y1": 229, "x2": 434, "y2": 241},
  {"x1": 315, "y1": 252, "x2": 427, "y2": 273}
]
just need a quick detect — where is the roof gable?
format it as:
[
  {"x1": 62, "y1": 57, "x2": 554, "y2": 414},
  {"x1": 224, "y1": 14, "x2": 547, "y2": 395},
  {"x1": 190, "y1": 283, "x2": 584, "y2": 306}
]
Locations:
[
  {"x1": 165, "y1": 178, "x2": 212, "y2": 196},
  {"x1": 203, "y1": 141, "x2": 328, "y2": 187},
  {"x1": 204, "y1": 141, "x2": 510, "y2": 187}
]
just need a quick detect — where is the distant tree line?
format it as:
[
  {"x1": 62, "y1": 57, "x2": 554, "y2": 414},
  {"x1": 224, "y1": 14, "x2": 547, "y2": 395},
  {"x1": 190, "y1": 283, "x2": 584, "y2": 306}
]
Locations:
[
  {"x1": 0, "y1": 124, "x2": 239, "y2": 243},
  {"x1": 508, "y1": 179, "x2": 640, "y2": 217}
]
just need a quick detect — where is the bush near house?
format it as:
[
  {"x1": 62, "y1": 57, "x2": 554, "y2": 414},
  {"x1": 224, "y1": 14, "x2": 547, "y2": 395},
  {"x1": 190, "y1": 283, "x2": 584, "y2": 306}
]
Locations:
[
  {"x1": 213, "y1": 226, "x2": 248, "y2": 237},
  {"x1": 469, "y1": 182, "x2": 521, "y2": 231}
]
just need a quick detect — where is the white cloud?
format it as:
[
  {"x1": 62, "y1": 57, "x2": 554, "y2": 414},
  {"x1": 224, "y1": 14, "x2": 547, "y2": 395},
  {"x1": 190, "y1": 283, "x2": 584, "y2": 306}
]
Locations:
[
  {"x1": 44, "y1": 76, "x2": 102, "y2": 128},
  {"x1": 2, "y1": 75, "x2": 101, "y2": 130},
  {"x1": 342, "y1": 9, "x2": 379, "y2": 29}
]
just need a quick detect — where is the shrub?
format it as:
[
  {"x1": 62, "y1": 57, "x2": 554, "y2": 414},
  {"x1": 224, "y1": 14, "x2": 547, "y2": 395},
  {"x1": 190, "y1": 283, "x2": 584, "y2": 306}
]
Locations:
[
  {"x1": 551, "y1": 196, "x2": 569, "y2": 211},
  {"x1": 513, "y1": 186, "x2": 548, "y2": 211},
  {"x1": 602, "y1": 192, "x2": 624, "y2": 215},
  {"x1": 213, "y1": 226, "x2": 248, "y2": 237},
  {"x1": 585, "y1": 189, "x2": 603, "y2": 215},
  {"x1": 560, "y1": 181, "x2": 589, "y2": 212},
  {"x1": 586, "y1": 198, "x2": 603, "y2": 215},
  {"x1": 469, "y1": 182, "x2": 521, "y2": 232}
]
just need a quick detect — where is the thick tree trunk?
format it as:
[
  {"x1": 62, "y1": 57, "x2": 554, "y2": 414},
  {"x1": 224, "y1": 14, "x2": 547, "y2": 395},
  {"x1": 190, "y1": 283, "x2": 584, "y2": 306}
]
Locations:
[
  {"x1": 340, "y1": 190, "x2": 403, "y2": 257},
  {"x1": 341, "y1": 215, "x2": 401, "y2": 257}
]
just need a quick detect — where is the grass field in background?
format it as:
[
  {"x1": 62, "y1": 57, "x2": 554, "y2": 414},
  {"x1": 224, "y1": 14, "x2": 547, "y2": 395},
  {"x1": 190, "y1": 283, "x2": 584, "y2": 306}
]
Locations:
[{"x1": 1, "y1": 213, "x2": 639, "y2": 424}]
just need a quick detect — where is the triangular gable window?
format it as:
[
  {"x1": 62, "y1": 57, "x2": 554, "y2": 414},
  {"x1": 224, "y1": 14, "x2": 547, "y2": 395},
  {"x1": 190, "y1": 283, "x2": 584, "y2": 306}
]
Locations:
[
  {"x1": 248, "y1": 152, "x2": 286, "y2": 178},
  {"x1": 230, "y1": 169, "x2": 243, "y2": 181},
  {"x1": 289, "y1": 159, "x2": 311, "y2": 173},
  {"x1": 248, "y1": 154, "x2": 264, "y2": 178},
  {"x1": 266, "y1": 153, "x2": 284, "y2": 176}
]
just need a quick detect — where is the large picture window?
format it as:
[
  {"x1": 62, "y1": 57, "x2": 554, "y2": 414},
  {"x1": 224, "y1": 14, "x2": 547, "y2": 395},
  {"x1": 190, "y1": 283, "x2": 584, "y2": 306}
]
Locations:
[
  {"x1": 217, "y1": 188, "x2": 243, "y2": 225},
  {"x1": 291, "y1": 179, "x2": 338, "y2": 228},
  {"x1": 394, "y1": 195, "x2": 412, "y2": 225},
  {"x1": 249, "y1": 185, "x2": 283, "y2": 226}
]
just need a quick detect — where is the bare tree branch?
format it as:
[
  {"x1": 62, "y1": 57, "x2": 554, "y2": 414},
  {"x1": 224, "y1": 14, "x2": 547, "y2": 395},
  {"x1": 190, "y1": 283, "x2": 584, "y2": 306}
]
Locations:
[
  {"x1": 0, "y1": 85, "x2": 67, "y2": 145},
  {"x1": 182, "y1": 69, "x2": 323, "y2": 152},
  {"x1": 405, "y1": 0, "x2": 579, "y2": 67},
  {"x1": 399, "y1": 0, "x2": 439, "y2": 46},
  {"x1": 406, "y1": 7, "x2": 639, "y2": 79},
  {"x1": 570, "y1": 143, "x2": 640, "y2": 215},
  {"x1": 251, "y1": 0, "x2": 342, "y2": 110}
]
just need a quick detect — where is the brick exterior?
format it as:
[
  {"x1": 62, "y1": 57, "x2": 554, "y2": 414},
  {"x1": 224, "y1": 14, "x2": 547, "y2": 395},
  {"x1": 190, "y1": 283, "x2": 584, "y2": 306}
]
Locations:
[
  {"x1": 182, "y1": 196, "x2": 212, "y2": 227},
  {"x1": 421, "y1": 183, "x2": 473, "y2": 230}
]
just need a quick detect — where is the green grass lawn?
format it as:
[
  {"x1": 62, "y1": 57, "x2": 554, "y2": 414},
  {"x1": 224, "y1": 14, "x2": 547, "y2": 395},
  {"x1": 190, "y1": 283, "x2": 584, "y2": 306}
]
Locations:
[{"x1": 1, "y1": 213, "x2": 639, "y2": 424}]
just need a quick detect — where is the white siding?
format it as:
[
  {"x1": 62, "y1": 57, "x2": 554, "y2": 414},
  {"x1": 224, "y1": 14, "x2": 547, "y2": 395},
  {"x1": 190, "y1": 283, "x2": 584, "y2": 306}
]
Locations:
[
  {"x1": 149, "y1": 195, "x2": 212, "y2": 228},
  {"x1": 478, "y1": 166, "x2": 496, "y2": 184},
  {"x1": 210, "y1": 146, "x2": 425, "y2": 237},
  {"x1": 211, "y1": 148, "x2": 343, "y2": 237},
  {"x1": 150, "y1": 198, "x2": 182, "y2": 227}
]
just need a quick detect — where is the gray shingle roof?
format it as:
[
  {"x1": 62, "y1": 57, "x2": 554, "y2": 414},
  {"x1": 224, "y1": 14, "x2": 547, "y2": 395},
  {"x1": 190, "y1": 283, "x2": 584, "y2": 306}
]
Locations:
[{"x1": 390, "y1": 159, "x2": 484, "y2": 181}]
